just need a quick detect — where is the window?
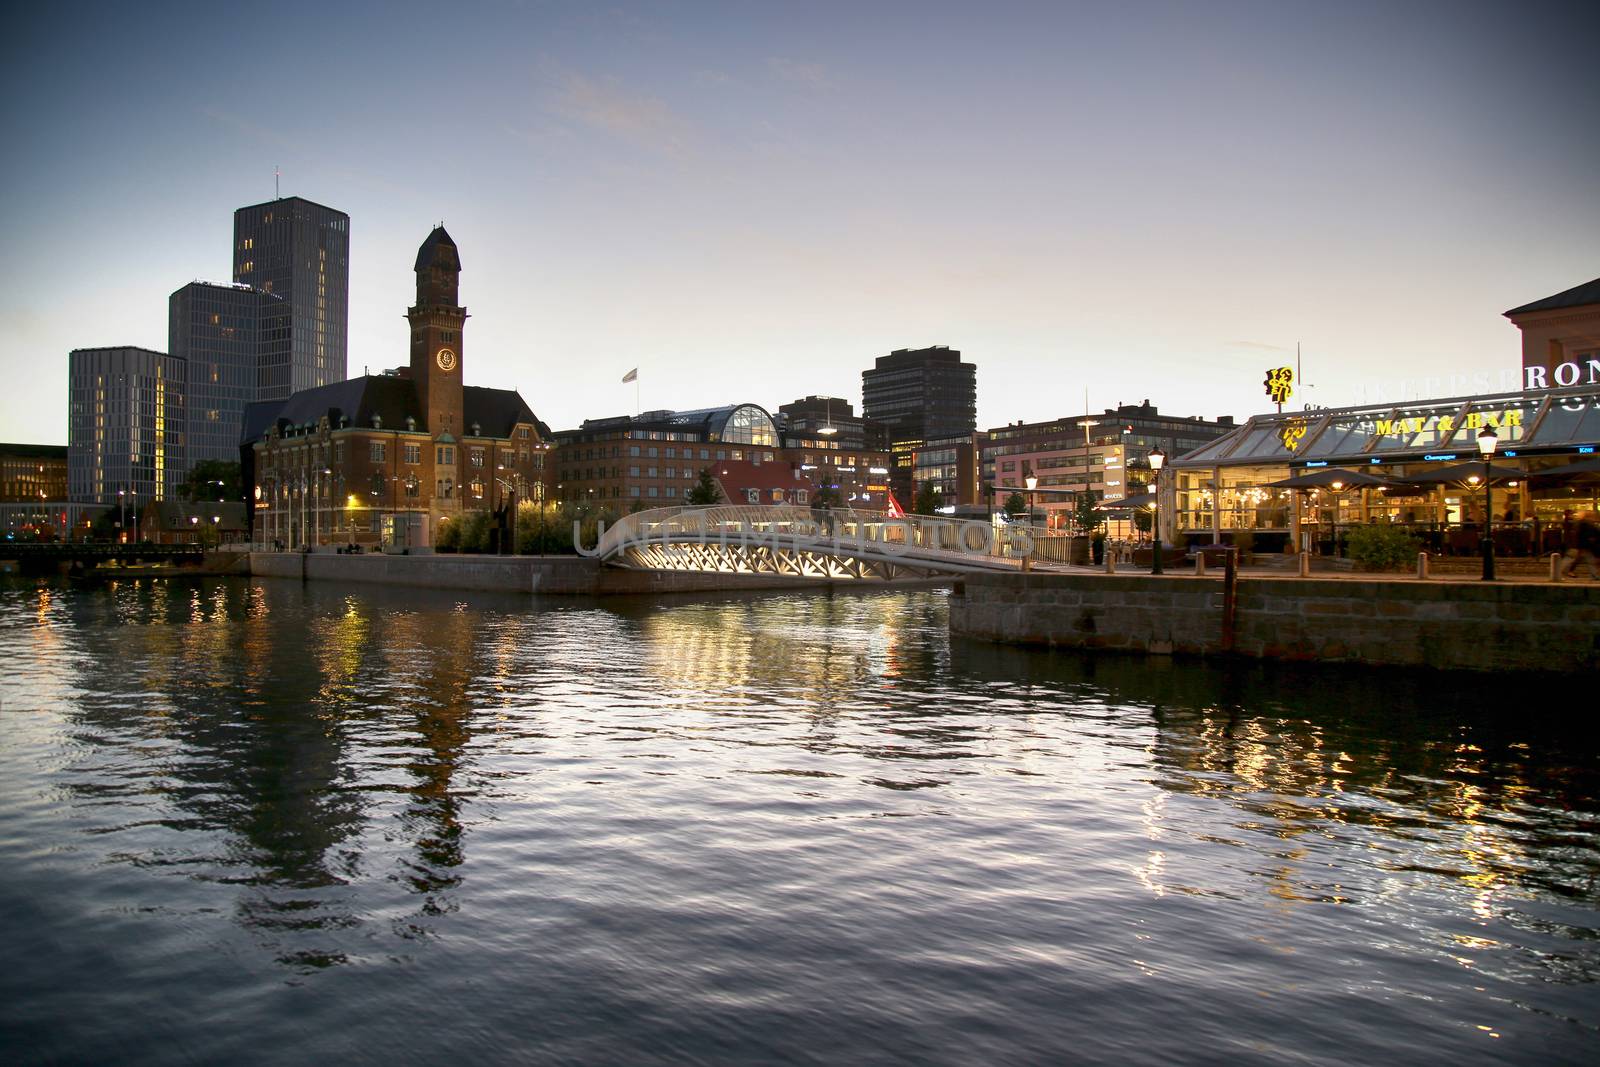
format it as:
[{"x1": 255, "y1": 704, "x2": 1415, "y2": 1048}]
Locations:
[
  {"x1": 470, "y1": 448, "x2": 484, "y2": 468},
  {"x1": 404, "y1": 444, "x2": 421, "y2": 464},
  {"x1": 647, "y1": 487, "x2": 659, "y2": 498},
  {"x1": 629, "y1": 486, "x2": 641, "y2": 498},
  {"x1": 796, "y1": 490, "x2": 809, "y2": 504},
  {"x1": 518, "y1": 427, "x2": 531, "y2": 439},
  {"x1": 437, "y1": 478, "x2": 454, "y2": 499},
  {"x1": 404, "y1": 477, "x2": 420, "y2": 499},
  {"x1": 665, "y1": 447, "x2": 676, "y2": 458},
  {"x1": 370, "y1": 442, "x2": 386, "y2": 462},
  {"x1": 630, "y1": 445, "x2": 641, "y2": 457},
  {"x1": 647, "y1": 447, "x2": 658, "y2": 458},
  {"x1": 699, "y1": 449, "x2": 709, "y2": 460},
  {"x1": 745, "y1": 489, "x2": 760, "y2": 503},
  {"x1": 437, "y1": 446, "x2": 455, "y2": 465},
  {"x1": 629, "y1": 466, "x2": 640, "y2": 477},
  {"x1": 771, "y1": 489, "x2": 784, "y2": 502},
  {"x1": 666, "y1": 487, "x2": 677, "y2": 498},
  {"x1": 334, "y1": 443, "x2": 344, "y2": 463}
]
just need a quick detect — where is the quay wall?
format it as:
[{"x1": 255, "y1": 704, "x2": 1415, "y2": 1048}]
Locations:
[
  {"x1": 949, "y1": 573, "x2": 1600, "y2": 673},
  {"x1": 247, "y1": 551, "x2": 916, "y2": 596}
]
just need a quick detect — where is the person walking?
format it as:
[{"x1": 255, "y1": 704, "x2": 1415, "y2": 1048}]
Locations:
[{"x1": 1560, "y1": 511, "x2": 1600, "y2": 580}]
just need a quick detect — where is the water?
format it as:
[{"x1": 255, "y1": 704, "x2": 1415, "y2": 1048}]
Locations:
[{"x1": 2, "y1": 578, "x2": 1597, "y2": 1065}]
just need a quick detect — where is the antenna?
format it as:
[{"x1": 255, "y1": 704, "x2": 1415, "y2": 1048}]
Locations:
[{"x1": 274, "y1": 165, "x2": 280, "y2": 199}]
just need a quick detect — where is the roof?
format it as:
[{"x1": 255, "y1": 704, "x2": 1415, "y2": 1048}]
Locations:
[
  {"x1": 415, "y1": 225, "x2": 460, "y2": 272},
  {"x1": 241, "y1": 377, "x2": 543, "y2": 443},
  {"x1": 1504, "y1": 276, "x2": 1600, "y2": 317},
  {"x1": 0, "y1": 443, "x2": 68, "y2": 459},
  {"x1": 234, "y1": 195, "x2": 349, "y2": 220}
]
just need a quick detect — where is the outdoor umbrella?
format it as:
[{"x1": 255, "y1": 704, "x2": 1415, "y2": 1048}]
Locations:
[
  {"x1": 1526, "y1": 456, "x2": 1600, "y2": 483},
  {"x1": 1103, "y1": 492, "x2": 1156, "y2": 509},
  {"x1": 1264, "y1": 468, "x2": 1390, "y2": 489},
  {"x1": 1395, "y1": 461, "x2": 1524, "y2": 486}
]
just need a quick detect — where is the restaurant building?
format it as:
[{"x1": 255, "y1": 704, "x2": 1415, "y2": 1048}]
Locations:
[{"x1": 1166, "y1": 384, "x2": 1600, "y2": 555}]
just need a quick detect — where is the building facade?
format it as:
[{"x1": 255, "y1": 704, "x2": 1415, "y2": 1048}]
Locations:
[
  {"x1": 1505, "y1": 276, "x2": 1600, "y2": 385},
  {"x1": 861, "y1": 346, "x2": 978, "y2": 449},
  {"x1": 233, "y1": 196, "x2": 350, "y2": 397},
  {"x1": 67, "y1": 346, "x2": 186, "y2": 506},
  {"x1": 247, "y1": 227, "x2": 547, "y2": 549},
  {"x1": 982, "y1": 401, "x2": 1234, "y2": 513},
  {"x1": 551, "y1": 402, "x2": 892, "y2": 511},
  {"x1": 170, "y1": 281, "x2": 288, "y2": 465}
]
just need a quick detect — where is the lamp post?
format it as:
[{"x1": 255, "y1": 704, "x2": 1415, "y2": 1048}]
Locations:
[
  {"x1": 1024, "y1": 473, "x2": 1038, "y2": 531},
  {"x1": 1148, "y1": 447, "x2": 1166, "y2": 575},
  {"x1": 1330, "y1": 480, "x2": 1344, "y2": 557},
  {"x1": 1478, "y1": 425, "x2": 1497, "y2": 581}
]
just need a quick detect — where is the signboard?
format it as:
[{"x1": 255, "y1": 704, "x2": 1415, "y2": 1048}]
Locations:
[{"x1": 1264, "y1": 366, "x2": 1294, "y2": 405}]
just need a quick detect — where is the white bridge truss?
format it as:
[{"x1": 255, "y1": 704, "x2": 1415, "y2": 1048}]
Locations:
[{"x1": 593, "y1": 505, "x2": 1056, "y2": 581}]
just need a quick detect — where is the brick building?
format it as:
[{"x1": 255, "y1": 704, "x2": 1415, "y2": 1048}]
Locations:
[{"x1": 245, "y1": 227, "x2": 548, "y2": 548}]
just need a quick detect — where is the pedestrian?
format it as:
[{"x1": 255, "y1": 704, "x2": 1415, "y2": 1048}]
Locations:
[{"x1": 1561, "y1": 511, "x2": 1600, "y2": 580}]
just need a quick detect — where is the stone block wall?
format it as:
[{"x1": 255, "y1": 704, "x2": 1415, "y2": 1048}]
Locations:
[{"x1": 949, "y1": 573, "x2": 1600, "y2": 673}]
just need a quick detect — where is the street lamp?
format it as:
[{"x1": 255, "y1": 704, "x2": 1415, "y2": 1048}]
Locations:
[
  {"x1": 1148, "y1": 447, "x2": 1166, "y2": 575},
  {"x1": 1477, "y1": 425, "x2": 1497, "y2": 581},
  {"x1": 1024, "y1": 473, "x2": 1038, "y2": 530},
  {"x1": 1330, "y1": 480, "x2": 1344, "y2": 558}
]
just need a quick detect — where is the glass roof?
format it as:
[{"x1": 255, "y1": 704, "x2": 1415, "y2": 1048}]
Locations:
[{"x1": 1173, "y1": 386, "x2": 1600, "y2": 467}]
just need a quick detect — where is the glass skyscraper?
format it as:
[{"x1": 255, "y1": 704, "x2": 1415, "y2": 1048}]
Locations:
[
  {"x1": 169, "y1": 282, "x2": 288, "y2": 465},
  {"x1": 233, "y1": 196, "x2": 350, "y2": 398},
  {"x1": 67, "y1": 346, "x2": 186, "y2": 505}
]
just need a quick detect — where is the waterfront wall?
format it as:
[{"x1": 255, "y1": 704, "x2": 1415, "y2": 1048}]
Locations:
[
  {"x1": 949, "y1": 573, "x2": 1600, "y2": 673},
  {"x1": 247, "y1": 551, "x2": 905, "y2": 596}
]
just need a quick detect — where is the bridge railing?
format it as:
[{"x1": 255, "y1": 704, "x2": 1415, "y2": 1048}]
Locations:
[{"x1": 592, "y1": 505, "x2": 1036, "y2": 564}]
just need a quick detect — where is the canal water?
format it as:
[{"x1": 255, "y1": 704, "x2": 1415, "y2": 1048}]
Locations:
[{"x1": 1, "y1": 578, "x2": 1597, "y2": 1065}]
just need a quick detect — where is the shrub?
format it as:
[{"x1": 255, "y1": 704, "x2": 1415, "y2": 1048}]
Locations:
[
  {"x1": 458, "y1": 510, "x2": 493, "y2": 553},
  {"x1": 435, "y1": 516, "x2": 461, "y2": 551},
  {"x1": 1345, "y1": 524, "x2": 1421, "y2": 571}
]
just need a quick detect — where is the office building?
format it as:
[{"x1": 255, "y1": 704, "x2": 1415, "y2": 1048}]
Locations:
[
  {"x1": 861, "y1": 346, "x2": 977, "y2": 449},
  {"x1": 234, "y1": 196, "x2": 350, "y2": 397},
  {"x1": 170, "y1": 282, "x2": 288, "y2": 465},
  {"x1": 67, "y1": 346, "x2": 186, "y2": 506}
]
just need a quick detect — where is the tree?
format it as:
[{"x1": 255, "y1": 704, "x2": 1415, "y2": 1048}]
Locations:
[
  {"x1": 913, "y1": 483, "x2": 943, "y2": 515},
  {"x1": 1003, "y1": 492, "x2": 1027, "y2": 518},
  {"x1": 1073, "y1": 492, "x2": 1104, "y2": 534},
  {"x1": 686, "y1": 468, "x2": 723, "y2": 505},
  {"x1": 179, "y1": 460, "x2": 241, "y2": 502},
  {"x1": 810, "y1": 484, "x2": 843, "y2": 511}
]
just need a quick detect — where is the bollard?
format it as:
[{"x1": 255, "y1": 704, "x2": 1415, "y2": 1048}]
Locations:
[
  {"x1": 1021, "y1": 554, "x2": 1031, "y2": 573},
  {"x1": 1416, "y1": 552, "x2": 1429, "y2": 580},
  {"x1": 1551, "y1": 552, "x2": 1564, "y2": 582},
  {"x1": 1104, "y1": 551, "x2": 1116, "y2": 574},
  {"x1": 1194, "y1": 553, "x2": 1207, "y2": 576},
  {"x1": 1298, "y1": 551, "x2": 1311, "y2": 577}
]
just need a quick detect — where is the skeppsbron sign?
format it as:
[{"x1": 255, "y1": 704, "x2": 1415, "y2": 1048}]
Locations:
[{"x1": 1350, "y1": 359, "x2": 1600, "y2": 406}]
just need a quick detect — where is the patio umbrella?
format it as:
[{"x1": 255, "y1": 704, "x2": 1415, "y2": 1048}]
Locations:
[
  {"x1": 1526, "y1": 456, "x2": 1600, "y2": 483},
  {"x1": 1264, "y1": 468, "x2": 1390, "y2": 489},
  {"x1": 1395, "y1": 461, "x2": 1524, "y2": 486},
  {"x1": 1102, "y1": 492, "x2": 1155, "y2": 509}
]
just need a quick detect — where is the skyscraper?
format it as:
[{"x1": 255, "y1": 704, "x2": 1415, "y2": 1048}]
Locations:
[
  {"x1": 68, "y1": 346, "x2": 186, "y2": 505},
  {"x1": 233, "y1": 196, "x2": 350, "y2": 398},
  {"x1": 861, "y1": 346, "x2": 978, "y2": 449},
  {"x1": 170, "y1": 282, "x2": 287, "y2": 465}
]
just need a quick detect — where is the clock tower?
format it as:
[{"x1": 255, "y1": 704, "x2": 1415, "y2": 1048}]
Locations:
[{"x1": 408, "y1": 226, "x2": 466, "y2": 437}]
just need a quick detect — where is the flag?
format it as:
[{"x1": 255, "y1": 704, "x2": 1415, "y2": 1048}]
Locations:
[
  {"x1": 621, "y1": 368, "x2": 638, "y2": 383},
  {"x1": 884, "y1": 491, "x2": 906, "y2": 519}
]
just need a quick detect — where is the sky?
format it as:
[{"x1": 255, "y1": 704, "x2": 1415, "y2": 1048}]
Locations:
[{"x1": 2, "y1": 0, "x2": 1597, "y2": 445}]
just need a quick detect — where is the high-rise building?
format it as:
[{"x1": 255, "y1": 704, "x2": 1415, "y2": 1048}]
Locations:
[
  {"x1": 233, "y1": 196, "x2": 350, "y2": 398},
  {"x1": 861, "y1": 346, "x2": 977, "y2": 450},
  {"x1": 68, "y1": 346, "x2": 186, "y2": 505},
  {"x1": 170, "y1": 282, "x2": 288, "y2": 465}
]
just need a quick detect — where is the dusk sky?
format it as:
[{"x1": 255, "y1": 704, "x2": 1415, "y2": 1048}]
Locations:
[{"x1": 3, "y1": 0, "x2": 1596, "y2": 445}]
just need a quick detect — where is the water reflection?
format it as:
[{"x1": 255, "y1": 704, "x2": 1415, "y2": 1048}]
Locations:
[{"x1": 2, "y1": 578, "x2": 1597, "y2": 1063}]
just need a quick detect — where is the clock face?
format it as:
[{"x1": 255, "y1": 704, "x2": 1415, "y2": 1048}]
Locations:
[{"x1": 436, "y1": 348, "x2": 457, "y2": 372}]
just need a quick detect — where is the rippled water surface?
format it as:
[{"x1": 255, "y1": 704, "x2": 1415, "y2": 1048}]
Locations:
[{"x1": 2, "y1": 577, "x2": 1598, "y2": 1065}]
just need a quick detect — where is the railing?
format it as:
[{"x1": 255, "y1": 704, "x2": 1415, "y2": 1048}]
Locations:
[{"x1": 593, "y1": 505, "x2": 1040, "y2": 568}]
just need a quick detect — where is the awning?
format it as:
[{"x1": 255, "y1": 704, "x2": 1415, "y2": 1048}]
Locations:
[
  {"x1": 1102, "y1": 492, "x2": 1156, "y2": 509},
  {"x1": 1392, "y1": 461, "x2": 1525, "y2": 486}
]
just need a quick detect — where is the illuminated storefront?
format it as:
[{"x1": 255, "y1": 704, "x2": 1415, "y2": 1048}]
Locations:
[{"x1": 1167, "y1": 385, "x2": 1600, "y2": 553}]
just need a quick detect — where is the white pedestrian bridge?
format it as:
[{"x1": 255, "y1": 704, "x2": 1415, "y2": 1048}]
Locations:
[{"x1": 589, "y1": 505, "x2": 1060, "y2": 581}]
